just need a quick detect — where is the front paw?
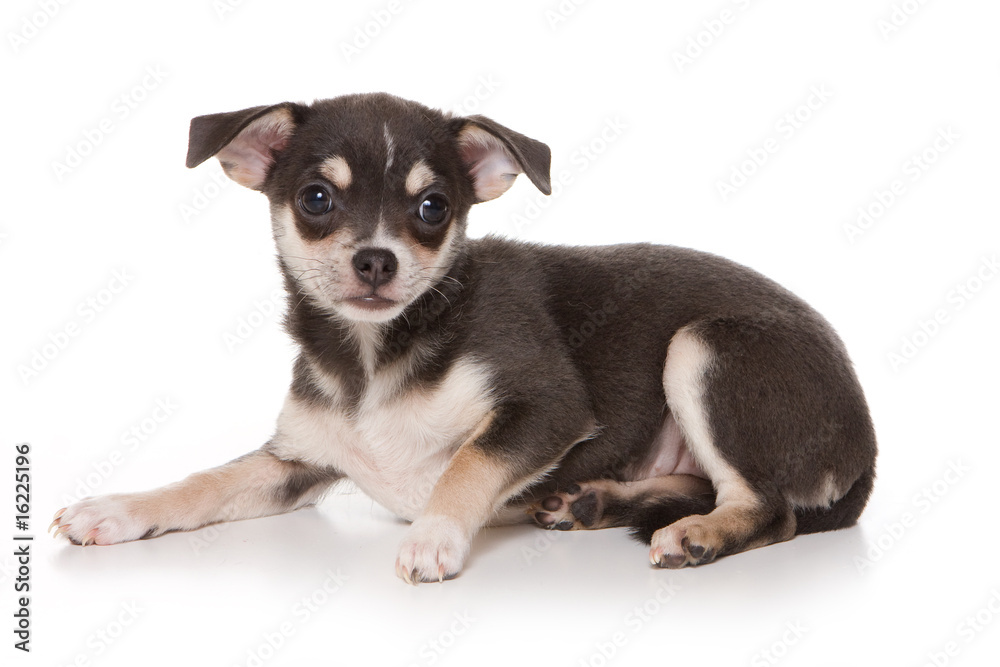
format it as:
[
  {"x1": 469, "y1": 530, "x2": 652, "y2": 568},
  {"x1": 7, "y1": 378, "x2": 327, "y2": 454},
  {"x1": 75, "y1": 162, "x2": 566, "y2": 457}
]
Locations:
[
  {"x1": 395, "y1": 515, "x2": 470, "y2": 585},
  {"x1": 51, "y1": 494, "x2": 157, "y2": 546}
]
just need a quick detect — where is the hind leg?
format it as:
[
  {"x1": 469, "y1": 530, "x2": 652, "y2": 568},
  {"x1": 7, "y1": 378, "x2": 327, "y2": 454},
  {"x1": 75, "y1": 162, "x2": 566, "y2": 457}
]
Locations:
[
  {"x1": 650, "y1": 325, "x2": 798, "y2": 568},
  {"x1": 648, "y1": 494, "x2": 795, "y2": 567},
  {"x1": 529, "y1": 475, "x2": 713, "y2": 530}
]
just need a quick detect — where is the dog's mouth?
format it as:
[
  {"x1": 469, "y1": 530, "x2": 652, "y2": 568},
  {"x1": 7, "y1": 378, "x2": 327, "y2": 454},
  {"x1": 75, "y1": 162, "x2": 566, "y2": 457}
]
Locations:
[{"x1": 345, "y1": 294, "x2": 397, "y2": 311}]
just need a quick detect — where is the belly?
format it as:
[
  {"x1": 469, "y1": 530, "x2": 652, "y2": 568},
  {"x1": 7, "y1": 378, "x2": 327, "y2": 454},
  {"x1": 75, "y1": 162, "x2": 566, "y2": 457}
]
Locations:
[{"x1": 630, "y1": 412, "x2": 705, "y2": 480}]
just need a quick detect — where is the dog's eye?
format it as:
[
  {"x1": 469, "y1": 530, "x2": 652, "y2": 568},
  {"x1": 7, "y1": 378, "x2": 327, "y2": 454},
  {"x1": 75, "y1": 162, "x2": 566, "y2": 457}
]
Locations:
[
  {"x1": 418, "y1": 194, "x2": 449, "y2": 225},
  {"x1": 299, "y1": 184, "x2": 333, "y2": 216}
]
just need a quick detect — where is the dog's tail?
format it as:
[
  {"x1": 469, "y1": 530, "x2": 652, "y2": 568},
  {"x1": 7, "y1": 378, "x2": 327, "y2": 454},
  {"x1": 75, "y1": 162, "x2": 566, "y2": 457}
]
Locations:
[
  {"x1": 626, "y1": 492, "x2": 717, "y2": 544},
  {"x1": 626, "y1": 469, "x2": 875, "y2": 544},
  {"x1": 792, "y1": 468, "x2": 875, "y2": 535}
]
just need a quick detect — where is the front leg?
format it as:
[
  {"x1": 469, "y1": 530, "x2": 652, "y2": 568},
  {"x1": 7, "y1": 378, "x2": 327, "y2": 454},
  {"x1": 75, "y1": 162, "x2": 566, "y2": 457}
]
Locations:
[
  {"x1": 52, "y1": 449, "x2": 342, "y2": 546},
  {"x1": 395, "y1": 409, "x2": 592, "y2": 584}
]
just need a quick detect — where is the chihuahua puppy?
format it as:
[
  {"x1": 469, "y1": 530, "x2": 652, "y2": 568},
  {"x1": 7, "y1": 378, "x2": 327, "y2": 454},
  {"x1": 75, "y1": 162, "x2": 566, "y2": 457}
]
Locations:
[{"x1": 53, "y1": 93, "x2": 876, "y2": 583}]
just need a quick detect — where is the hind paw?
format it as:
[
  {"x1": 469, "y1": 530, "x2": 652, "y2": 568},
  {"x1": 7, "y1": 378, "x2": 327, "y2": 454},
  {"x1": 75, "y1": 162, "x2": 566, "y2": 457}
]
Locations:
[
  {"x1": 649, "y1": 519, "x2": 720, "y2": 568},
  {"x1": 529, "y1": 482, "x2": 605, "y2": 530}
]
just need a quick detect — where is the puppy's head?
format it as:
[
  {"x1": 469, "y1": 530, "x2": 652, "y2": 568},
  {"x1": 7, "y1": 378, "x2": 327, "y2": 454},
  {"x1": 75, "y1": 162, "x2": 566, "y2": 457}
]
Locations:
[{"x1": 186, "y1": 93, "x2": 551, "y2": 323}]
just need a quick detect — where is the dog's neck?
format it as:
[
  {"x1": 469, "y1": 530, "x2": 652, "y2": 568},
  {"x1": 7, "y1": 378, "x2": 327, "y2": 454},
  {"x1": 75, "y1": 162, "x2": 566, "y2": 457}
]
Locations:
[{"x1": 281, "y1": 251, "x2": 470, "y2": 404}]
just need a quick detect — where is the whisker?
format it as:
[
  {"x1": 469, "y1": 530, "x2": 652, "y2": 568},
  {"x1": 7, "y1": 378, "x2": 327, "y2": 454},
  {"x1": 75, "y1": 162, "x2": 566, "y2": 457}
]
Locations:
[
  {"x1": 292, "y1": 269, "x2": 325, "y2": 282},
  {"x1": 282, "y1": 255, "x2": 326, "y2": 263}
]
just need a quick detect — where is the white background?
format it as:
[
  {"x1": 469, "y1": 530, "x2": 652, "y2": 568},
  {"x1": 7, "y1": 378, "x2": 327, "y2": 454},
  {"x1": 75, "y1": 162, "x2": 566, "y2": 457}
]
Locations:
[{"x1": 3, "y1": 1, "x2": 999, "y2": 665}]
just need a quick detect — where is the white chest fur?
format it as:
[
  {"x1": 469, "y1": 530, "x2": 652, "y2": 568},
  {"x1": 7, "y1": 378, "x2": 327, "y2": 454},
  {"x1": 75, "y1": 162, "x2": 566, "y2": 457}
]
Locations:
[{"x1": 271, "y1": 359, "x2": 495, "y2": 521}]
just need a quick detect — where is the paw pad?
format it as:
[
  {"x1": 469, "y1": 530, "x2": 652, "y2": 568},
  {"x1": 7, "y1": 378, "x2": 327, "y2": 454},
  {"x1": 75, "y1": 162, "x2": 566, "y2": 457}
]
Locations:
[{"x1": 529, "y1": 484, "x2": 602, "y2": 531}]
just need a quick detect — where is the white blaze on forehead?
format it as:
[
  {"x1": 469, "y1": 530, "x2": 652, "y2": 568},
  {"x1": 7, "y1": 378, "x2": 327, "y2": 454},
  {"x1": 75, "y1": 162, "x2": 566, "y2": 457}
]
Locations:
[
  {"x1": 383, "y1": 122, "x2": 395, "y2": 172},
  {"x1": 404, "y1": 160, "x2": 437, "y2": 196},
  {"x1": 320, "y1": 155, "x2": 352, "y2": 190}
]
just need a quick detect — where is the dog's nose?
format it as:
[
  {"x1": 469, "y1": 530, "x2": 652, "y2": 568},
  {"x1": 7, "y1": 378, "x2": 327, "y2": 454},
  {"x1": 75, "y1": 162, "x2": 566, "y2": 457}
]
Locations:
[{"x1": 352, "y1": 248, "x2": 398, "y2": 288}]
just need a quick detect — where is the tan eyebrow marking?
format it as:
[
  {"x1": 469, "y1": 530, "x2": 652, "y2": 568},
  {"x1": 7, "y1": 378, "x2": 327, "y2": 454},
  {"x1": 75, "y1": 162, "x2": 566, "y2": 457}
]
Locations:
[
  {"x1": 405, "y1": 160, "x2": 437, "y2": 196},
  {"x1": 320, "y1": 155, "x2": 352, "y2": 189}
]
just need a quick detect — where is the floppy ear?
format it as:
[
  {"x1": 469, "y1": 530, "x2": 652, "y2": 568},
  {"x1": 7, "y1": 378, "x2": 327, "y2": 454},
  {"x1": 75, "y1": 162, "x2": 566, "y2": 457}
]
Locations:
[
  {"x1": 457, "y1": 116, "x2": 552, "y2": 202},
  {"x1": 185, "y1": 103, "x2": 300, "y2": 190}
]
